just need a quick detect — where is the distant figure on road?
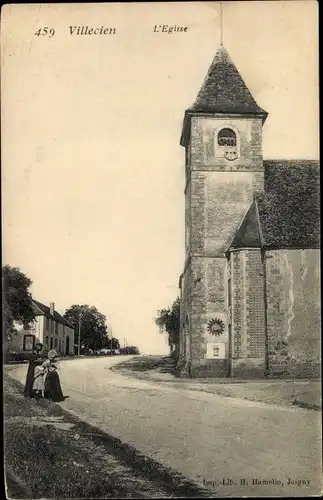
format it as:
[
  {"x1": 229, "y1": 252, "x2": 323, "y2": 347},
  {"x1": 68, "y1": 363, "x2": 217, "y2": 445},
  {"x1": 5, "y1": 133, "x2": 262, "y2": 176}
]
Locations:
[
  {"x1": 23, "y1": 342, "x2": 45, "y2": 399},
  {"x1": 44, "y1": 349, "x2": 65, "y2": 402}
]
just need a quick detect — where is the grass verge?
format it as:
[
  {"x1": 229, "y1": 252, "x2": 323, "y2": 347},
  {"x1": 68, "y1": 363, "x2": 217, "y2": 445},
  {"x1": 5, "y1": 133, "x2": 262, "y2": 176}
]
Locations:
[
  {"x1": 112, "y1": 356, "x2": 321, "y2": 410},
  {"x1": 4, "y1": 374, "x2": 210, "y2": 499},
  {"x1": 4, "y1": 376, "x2": 131, "y2": 499}
]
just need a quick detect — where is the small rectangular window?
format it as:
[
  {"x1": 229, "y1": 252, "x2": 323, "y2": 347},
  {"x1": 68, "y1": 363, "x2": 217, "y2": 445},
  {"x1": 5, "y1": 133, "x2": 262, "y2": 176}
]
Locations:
[
  {"x1": 50, "y1": 338, "x2": 53, "y2": 349},
  {"x1": 213, "y1": 347, "x2": 220, "y2": 357}
]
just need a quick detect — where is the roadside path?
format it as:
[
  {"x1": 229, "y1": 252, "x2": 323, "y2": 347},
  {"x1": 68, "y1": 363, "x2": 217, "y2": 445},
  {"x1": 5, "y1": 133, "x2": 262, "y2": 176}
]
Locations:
[{"x1": 9, "y1": 356, "x2": 322, "y2": 497}]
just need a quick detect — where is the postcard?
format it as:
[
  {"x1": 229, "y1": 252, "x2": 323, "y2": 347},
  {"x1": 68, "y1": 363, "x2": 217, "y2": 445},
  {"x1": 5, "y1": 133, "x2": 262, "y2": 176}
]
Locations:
[{"x1": 2, "y1": 2, "x2": 321, "y2": 498}]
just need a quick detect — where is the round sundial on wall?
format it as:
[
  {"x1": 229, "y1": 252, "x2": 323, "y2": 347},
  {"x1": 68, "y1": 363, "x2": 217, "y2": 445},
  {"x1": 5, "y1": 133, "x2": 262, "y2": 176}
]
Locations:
[{"x1": 207, "y1": 318, "x2": 225, "y2": 336}]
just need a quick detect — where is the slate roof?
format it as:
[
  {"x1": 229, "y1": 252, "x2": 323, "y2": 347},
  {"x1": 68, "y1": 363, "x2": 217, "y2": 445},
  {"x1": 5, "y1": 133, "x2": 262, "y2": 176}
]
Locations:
[
  {"x1": 229, "y1": 160, "x2": 320, "y2": 250},
  {"x1": 191, "y1": 46, "x2": 267, "y2": 116},
  {"x1": 32, "y1": 299, "x2": 75, "y2": 329},
  {"x1": 181, "y1": 45, "x2": 267, "y2": 146},
  {"x1": 229, "y1": 202, "x2": 261, "y2": 250}
]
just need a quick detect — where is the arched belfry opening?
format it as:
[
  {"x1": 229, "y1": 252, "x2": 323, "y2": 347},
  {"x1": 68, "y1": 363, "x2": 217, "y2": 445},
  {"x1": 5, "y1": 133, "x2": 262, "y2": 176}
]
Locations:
[{"x1": 217, "y1": 128, "x2": 237, "y2": 147}]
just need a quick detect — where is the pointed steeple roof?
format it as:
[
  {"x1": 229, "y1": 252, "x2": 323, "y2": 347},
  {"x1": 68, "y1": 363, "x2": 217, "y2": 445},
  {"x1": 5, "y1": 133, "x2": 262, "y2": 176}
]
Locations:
[
  {"x1": 180, "y1": 45, "x2": 268, "y2": 146},
  {"x1": 191, "y1": 45, "x2": 267, "y2": 115}
]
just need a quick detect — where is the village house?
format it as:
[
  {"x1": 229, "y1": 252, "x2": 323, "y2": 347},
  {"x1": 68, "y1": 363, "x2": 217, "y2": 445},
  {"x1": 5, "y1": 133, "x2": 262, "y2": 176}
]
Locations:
[
  {"x1": 178, "y1": 45, "x2": 320, "y2": 379},
  {"x1": 10, "y1": 300, "x2": 75, "y2": 356}
]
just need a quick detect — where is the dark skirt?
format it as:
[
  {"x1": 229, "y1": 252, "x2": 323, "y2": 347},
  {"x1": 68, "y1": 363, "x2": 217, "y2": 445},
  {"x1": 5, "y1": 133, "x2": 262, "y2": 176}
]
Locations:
[
  {"x1": 44, "y1": 371, "x2": 64, "y2": 402},
  {"x1": 23, "y1": 358, "x2": 39, "y2": 398}
]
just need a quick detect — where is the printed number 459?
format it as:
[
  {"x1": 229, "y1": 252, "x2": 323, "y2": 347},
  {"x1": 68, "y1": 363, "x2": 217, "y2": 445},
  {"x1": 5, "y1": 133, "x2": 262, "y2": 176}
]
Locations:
[{"x1": 34, "y1": 27, "x2": 55, "y2": 38}]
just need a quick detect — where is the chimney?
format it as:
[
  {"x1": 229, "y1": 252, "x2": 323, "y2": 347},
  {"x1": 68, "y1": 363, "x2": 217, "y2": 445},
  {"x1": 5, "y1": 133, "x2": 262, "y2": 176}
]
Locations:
[{"x1": 50, "y1": 302, "x2": 55, "y2": 316}]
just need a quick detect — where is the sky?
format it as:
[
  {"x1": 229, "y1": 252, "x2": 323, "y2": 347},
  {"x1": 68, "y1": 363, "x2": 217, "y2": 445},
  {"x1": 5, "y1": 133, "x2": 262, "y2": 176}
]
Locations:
[{"x1": 2, "y1": 2, "x2": 319, "y2": 354}]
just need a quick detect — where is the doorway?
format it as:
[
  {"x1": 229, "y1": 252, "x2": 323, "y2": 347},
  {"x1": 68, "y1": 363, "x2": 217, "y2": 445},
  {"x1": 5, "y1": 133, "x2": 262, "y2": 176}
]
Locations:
[{"x1": 65, "y1": 336, "x2": 70, "y2": 355}]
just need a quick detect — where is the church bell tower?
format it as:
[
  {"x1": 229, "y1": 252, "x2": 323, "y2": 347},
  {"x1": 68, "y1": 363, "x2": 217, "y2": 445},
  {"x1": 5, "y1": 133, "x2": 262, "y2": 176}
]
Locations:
[{"x1": 178, "y1": 44, "x2": 268, "y2": 377}]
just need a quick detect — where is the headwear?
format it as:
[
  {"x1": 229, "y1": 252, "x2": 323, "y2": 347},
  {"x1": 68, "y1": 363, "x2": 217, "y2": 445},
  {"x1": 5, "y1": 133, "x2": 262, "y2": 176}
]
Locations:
[{"x1": 48, "y1": 349, "x2": 58, "y2": 360}]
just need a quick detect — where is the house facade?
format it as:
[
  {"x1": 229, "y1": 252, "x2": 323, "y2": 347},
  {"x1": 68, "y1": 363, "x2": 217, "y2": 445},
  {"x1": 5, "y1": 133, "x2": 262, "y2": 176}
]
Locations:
[
  {"x1": 177, "y1": 45, "x2": 320, "y2": 379},
  {"x1": 11, "y1": 300, "x2": 75, "y2": 356}
]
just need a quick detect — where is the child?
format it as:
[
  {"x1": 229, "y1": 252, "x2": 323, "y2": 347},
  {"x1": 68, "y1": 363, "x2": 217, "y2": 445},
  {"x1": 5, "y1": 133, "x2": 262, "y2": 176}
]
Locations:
[
  {"x1": 23, "y1": 342, "x2": 44, "y2": 399},
  {"x1": 32, "y1": 363, "x2": 47, "y2": 400}
]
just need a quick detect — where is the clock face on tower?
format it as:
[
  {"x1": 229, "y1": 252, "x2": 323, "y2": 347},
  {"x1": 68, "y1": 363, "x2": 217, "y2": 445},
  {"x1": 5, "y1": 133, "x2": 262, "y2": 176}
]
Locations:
[{"x1": 224, "y1": 149, "x2": 238, "y2": 161}]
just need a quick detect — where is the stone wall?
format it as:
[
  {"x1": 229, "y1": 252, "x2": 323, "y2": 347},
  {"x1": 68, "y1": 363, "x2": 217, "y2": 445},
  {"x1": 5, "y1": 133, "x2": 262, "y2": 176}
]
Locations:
[
  {"x1": 178, "y1": 263, "x2": 192, "y2": 374},
  {"x1": 189, "y1": 170, "x2": 264, "y2": 257},
  {"x1": 190, "y1": 116, "x2": 263, "y2": 170},
  {"x1": 230, "y1": 249, "x2": 266, "y2": 378},
  {"x1": 179, "y1": 114, "x2": 266, "y2": 378},
  {"x1": 189, "y1": 256, "x2": 207, "y2": 374},
  {"x1": 189, "y1": 115, "x2": 264, "y2": 256},
  {"x1": 266, "y1": 249, "x2": 321, "y2": 378},
  {"x1": 179, "y1": 255, "x2": 231, "y2": 377},
  {"x1": 245, "y1": 250, "x2": 266, "y2": 359}
]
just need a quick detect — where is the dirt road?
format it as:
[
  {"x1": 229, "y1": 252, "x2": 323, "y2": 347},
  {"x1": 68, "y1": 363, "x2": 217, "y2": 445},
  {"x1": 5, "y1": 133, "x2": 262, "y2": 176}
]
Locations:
[{"x1": 10, "y1": 356, "x2": 322, "y2": 497}]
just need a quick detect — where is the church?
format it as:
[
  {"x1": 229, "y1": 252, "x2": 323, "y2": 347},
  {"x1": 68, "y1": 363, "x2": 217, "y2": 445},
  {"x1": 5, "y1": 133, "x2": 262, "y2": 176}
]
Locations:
[{"x1": 177, "y1": 45, "x2": 320, "y2": 379}]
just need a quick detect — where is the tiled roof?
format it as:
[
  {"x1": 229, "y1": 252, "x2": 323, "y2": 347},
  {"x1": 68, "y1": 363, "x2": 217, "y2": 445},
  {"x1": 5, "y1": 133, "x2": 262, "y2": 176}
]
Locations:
[
  {"x1": 230, "y1": 202, "x2": 261, "y2": 249},
  {"x1": 32, "y1": 299, "x2": 75, "y2": 329},
  {"x1": 181, "y1": 45, "x2": 267, "y2": 146},
  {"x1": 190, "y1": 46, "x2": 267, "y2": 116},
  {"x1": 229, "y1": 160, "x2": 320, "y2": 250},
  {"x1": 259, "y1": 160, "x2": 320, "y2": 248}
]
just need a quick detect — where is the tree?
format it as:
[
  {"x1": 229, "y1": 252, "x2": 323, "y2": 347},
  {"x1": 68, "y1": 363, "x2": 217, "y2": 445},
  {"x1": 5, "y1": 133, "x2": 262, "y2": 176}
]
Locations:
[
  {"x1": 2, "y1": 265, "x2": 36, "y2": 340},
  {"x1": 102, "y1": 336, "x2": 120, "y2": 350},
  {"x1": 63, "y1": 304, "x2": 109, "y2": 350},
  {"x1": 119, "y1": 346, "x2": 140, "y2": 355},
  {"x1": 155, "y1": 297, "x2": 180, "y2": 358}
]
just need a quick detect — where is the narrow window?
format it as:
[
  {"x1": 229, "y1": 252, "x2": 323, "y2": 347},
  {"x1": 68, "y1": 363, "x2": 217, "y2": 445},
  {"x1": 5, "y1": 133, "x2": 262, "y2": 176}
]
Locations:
[
  {"x1": 228, "y1": 278, "x2": 232, "y2": 307},
  {"x1": 228, "y1": 325, "x2": 232, "y2": 352}
]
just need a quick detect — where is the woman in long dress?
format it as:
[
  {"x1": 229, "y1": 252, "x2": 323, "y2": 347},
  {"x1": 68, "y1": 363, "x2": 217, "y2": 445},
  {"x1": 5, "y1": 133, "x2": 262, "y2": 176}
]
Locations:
[
  {"x1": 44, "y1": 350, "x2": 65, "y2": 402},
  {"x1": 23, "y1": 342, "x2": 44, "y2": 398}
]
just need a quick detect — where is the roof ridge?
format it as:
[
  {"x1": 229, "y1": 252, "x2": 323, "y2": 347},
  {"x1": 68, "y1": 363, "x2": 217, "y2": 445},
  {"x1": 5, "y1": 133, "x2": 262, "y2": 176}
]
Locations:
[{"x1": 32, "y1": 299, "x2": 75, "y2": 329}]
